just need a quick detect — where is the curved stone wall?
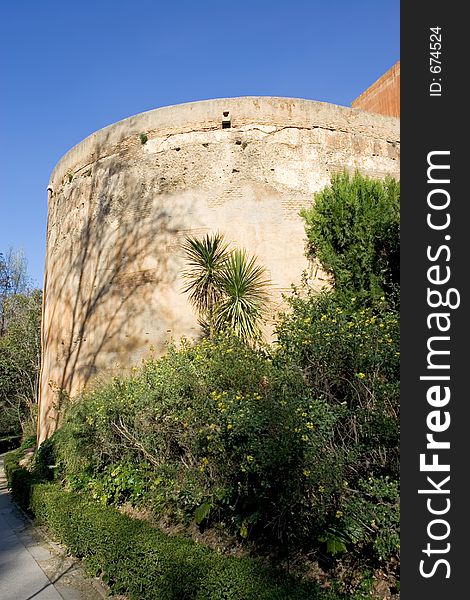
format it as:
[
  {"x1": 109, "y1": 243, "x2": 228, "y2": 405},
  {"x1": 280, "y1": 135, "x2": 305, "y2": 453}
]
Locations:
[{"x1": 38, "y1": 96, "x2": 400, "y2": 441}]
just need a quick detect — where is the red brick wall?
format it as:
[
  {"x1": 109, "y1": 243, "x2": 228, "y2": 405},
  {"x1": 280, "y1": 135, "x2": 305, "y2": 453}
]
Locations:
[{"x1": 352, "y1": 61, "x2": 400, "y2": 118}]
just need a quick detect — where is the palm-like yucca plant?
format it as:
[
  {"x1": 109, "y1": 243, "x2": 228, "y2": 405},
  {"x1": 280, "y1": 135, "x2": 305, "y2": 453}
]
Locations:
[
  {"x1": 181, "y1": 233, "x2": 229, "y2": 334},
  {"x1": 214, "y1": 249, "x2": 270, "y2": 342},
  {"x1": 182, "y1": 234, "x2": 270, "y2": 342}
]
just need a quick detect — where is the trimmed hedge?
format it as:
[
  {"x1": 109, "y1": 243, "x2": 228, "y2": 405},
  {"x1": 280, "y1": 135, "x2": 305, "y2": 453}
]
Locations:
[
  {"x1": 5, "y1": 452, "x2": 335, "y2": 600},
  {"x1": 3, "y1": 446, "x2": 40, "y2": 511}
]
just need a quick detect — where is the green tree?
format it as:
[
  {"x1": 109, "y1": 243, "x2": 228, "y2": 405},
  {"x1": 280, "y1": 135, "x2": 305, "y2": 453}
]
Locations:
[
  {"x1": 0, "y1": 248, "x2": 29, "y2": 336},
  {"x1": 301, "y1": 171, "x2": 400, "y2": 303},
  {"x1": 0, "y1": 249, "x2": 41, "y2": 437},
  {"x1": 182, "y1": 234, "x2": 269, "y2": 342}
]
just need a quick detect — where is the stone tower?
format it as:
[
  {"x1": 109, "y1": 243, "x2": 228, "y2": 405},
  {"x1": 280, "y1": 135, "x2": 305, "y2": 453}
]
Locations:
[{"x1": 38, "y1": 96, "x2": 399, "y2": 442}]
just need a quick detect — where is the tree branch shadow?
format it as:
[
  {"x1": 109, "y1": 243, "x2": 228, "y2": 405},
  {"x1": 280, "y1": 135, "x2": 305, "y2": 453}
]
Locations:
[{"x1": 38, "y1": 143, "x2": 193, "y2": 440}]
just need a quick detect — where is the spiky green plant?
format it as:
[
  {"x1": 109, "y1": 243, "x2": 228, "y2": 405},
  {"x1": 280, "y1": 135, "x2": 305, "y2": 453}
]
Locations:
[
  {"x1": 181, "y1": 233, "x2": 229, "y2": 334},
  {"x1": 214, "y1": 249, "x2": 270, "y2": 342},
  {"x1": 182, "y1": 235, "x2": 270, "y2": 342}
]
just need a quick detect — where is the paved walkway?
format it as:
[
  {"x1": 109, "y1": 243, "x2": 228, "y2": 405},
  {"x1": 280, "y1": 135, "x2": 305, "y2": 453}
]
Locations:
[{"x1": 0, "y1": 454, "x2": 107, "y2": 600}]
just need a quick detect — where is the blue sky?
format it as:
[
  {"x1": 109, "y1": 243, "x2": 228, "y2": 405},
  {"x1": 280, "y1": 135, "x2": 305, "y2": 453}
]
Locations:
[{"x1": 0, "y1": 0, "x2": 399, "y2": 287}]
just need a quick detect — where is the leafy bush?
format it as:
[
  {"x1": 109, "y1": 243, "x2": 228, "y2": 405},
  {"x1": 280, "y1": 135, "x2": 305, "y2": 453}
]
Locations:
[
  {"x1": 53, "y1": 334, "x2": 310, "y2": 544},
  {"x1": 340, "y1": 476, "x2": 400, "y2": 561},
  {"x1": 301, "y1": 171, "x2": 399, "y2": 303},
  {"x1": 50, "y1": 311, "x2": 399, "y2": 564},
  {"x1": 274, "y1": 288, "x2": 399, "y2": 560},
  {"x1": 277, "y1": 290, "x2": 399, "y2": 459}
]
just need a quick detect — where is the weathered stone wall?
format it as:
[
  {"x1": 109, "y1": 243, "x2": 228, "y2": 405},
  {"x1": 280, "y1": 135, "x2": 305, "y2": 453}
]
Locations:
[
  {"x1": 38, "y1": 96, "x2": 399, "y2": 442},
  {"x1": 352, "y1": 61, "x2": 400, "y2": 118}
]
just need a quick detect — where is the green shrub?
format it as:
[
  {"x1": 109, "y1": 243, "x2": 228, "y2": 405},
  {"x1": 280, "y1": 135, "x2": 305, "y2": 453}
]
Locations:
[
  {"x1": 276, "y1": 291, "x2": 399, "y2": 475},
  {"x1": 301, "y1": 171, "x2": 399, "y2": 303},
  {"x1": 274, "y1": 290, "x2": 399, "y2": 560},
  {"x1": 195, "y1": 556, "x2": 322, "y2": 600},
  {"x1": 54, "y1": 334, "x2": 310, "y2": 545},
  {"x1": 4, "y1": 448, "x2": 37, "y2": 511},
  {"x1": 341, "y1": 476, "x2": 400, "y2": 561}
]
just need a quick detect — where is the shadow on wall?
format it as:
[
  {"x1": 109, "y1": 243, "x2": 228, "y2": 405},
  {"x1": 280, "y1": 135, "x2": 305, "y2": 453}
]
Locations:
[{"x1": 39, "y1": 143, "x2": 187, "y2": 441}]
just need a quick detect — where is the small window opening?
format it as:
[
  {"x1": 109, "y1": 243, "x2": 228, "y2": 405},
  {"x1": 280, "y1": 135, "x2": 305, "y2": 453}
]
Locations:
[{"x1": 222, "y1": 111, "x2": 231, "y2": 129}]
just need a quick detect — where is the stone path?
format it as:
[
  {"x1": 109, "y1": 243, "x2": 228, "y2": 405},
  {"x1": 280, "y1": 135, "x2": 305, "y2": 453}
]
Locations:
[{"x1": 0, "y1": 454, "x2": 108, "y2": 600}]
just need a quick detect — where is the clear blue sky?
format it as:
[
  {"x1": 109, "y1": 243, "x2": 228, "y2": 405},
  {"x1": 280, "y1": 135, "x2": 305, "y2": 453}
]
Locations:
[{"x1": 0, "y1": 0, "x2": 399, "y2": 287}]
